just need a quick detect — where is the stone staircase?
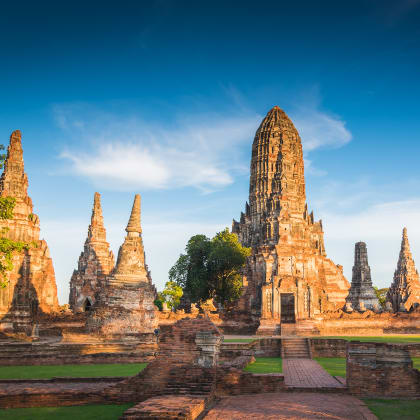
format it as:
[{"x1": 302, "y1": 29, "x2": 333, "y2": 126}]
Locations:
[{"x1": 282, "y1": 338, "x2": 311, "y2": 359}]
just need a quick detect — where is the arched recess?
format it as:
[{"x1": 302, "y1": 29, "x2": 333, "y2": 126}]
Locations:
[{"x1": 83, "y1": 297, "x2": 93, "y2": 312}]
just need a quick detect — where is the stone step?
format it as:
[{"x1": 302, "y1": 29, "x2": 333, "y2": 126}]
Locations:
[{"x1": 282, "y1": 337, "x2": 311, "y2": 359}]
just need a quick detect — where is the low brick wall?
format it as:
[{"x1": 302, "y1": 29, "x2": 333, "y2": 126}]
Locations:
[
  {"x1": 318, "y1": 312, "x2": 420, "y2": 336},
  {"x1": 220, "y1": 338, "x2": 282, "y2": 362},
  {"x1": 346, "y1": 341, "x2": 420, "y2": 397},
  {"x1": 310, "y1": 339, "x2": 348, "y2": 358},
  {"x1": 310, "y1": 339, "x2": 420, "y2": 358},
  {"x1": 217, "y1": 369, "x2": 285, "y2": 396},
  {"x1": 0, "y1": 377, "x2": 123, "y2": 408},
  {"x1": 0, "y1": 341, "x2": 156, "y2": 365}
]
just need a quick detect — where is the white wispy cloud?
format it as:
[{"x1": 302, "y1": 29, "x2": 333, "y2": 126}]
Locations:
[
  {"x1": 55, "y1": 99, "x2": 352, "y2": 191},
  {"x1": 56, "y1": 106, "x2": 260, "y2": 192},
  {"x1": 292, "y1": 108, "x2": 352, "y2": 152}
]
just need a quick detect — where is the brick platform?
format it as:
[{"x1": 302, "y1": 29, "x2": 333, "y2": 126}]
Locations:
[
  {"x1": 203, "y1": 392, "x2": 377, "y2": 420},
  {"x1": 0, "y1": 378, "x2": 118, "y2": 408},
  {"x1": 122, "y1": 395, "x2": 206, "y2": 419}
]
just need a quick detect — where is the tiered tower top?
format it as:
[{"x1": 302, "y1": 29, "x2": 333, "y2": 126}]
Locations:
[
  {"x1": 0, "y1": 130, "x2": 40, "y2": 243},
  {"x1": 0, "y1": 130, "x2": 29, "y2": 200},
  {"x1": 114, "y1": 194, "x2": 148, "y2": 279},
  {"x1": 249, "y1": 106, "x2": 306, "y2": 217}
]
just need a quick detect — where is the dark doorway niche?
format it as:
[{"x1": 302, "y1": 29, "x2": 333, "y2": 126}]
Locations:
[
  {"x1": 281, "y1": 293, "x2": 295, "y2": 323},
  {"x1": 84, "y1": 298, "x2": 92, "y2": 312}
]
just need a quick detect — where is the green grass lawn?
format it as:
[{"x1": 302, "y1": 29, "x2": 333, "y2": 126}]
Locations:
[
  {"x1": 0, "y1": 404, "x2": 133, "y2": 420},
  {"x1": 321, "y1": 335, "x2": 420, "y2": 344},
  {"x1": 364, "y1": 399, "x2": 420, "y2": 420},
  {"x1": 412, "y1": 358, "x2": 420, "y2": 370},
  {"x1": 315, "y1": 357, "x2": 346, "y2": 377},
  {"x1": 243, "y1": 357, "x2": 282, "y2": 373},
  {"x1": 0, "y1": 363, "x2": 147, "y2": 380}
]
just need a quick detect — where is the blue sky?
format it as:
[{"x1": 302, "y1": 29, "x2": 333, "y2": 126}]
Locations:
[{"x1": 1, "y1": 1, "x2": 420, "y2": 303}]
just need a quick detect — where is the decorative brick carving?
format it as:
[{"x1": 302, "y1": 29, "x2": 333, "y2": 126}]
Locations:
[
  {"x1": 69, "y1": 192, "x2": 114, "y2": 312},
  {"x1": 0, "y1": 130, "x2": 58, "y2": 332}
]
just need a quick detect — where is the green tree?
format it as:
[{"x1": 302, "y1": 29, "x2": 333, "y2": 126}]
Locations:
[
  {"x1": 156, "y1": 281, "x2": 183, "y2": 310},
  {"x1": 169, "y1": 234, "x2": 212, "y2": 303},
  {"x1": 169, "y1": 228, "x2": 251, "y2": 306},
  {"x1": 374, "y1": 286, "x2": 388, "y2": 308}
]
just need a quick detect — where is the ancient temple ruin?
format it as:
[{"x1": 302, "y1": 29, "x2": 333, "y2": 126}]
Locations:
[
  {"x1": 0, "y1": 130, "x2": 58, "y2": 331},
  {"x1": 345, "y1": 242, "x2": 379, "y2": 311},
  {"x1": 69, "y1": 192, "x2": 115, "y2": 312},
  {"x1": 88, "y1": 194, "x2": 158, "y2": 340},
  {"x1": 232, "y1": 106, "x2": 349, "y2": 334},
  {"x1": 387, "y1": 228, "x2": 420, "y2": 312}
]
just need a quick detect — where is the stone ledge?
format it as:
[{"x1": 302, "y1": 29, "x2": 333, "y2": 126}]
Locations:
[{"x1": 121, "y1": 395, "x2": 207, "y2": 420}]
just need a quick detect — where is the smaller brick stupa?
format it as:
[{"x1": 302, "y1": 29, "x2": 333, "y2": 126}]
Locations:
[
  {"x1": 87, "y1": 194, "x2": 158, "y2": 341},
  {"x1": 345, "y1": 242, "x2": 379, "y2": 311},
  {"x1": 69, "y1": 192, "x2": 115, "y2": 312},
  {"x1": 387, "y1": 228, "x2": 420, "y2": 312}
]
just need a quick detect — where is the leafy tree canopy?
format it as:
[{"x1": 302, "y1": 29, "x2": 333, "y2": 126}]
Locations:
[
  {"x1": 169, "y1": 228, "x2": 251, "y2": 306},
  {"x1": 374, "y1": 286, "x2": 388, "y2": 308},
  {"x1": 155, "y1": 281, "x2": 183, "y2": 310}
]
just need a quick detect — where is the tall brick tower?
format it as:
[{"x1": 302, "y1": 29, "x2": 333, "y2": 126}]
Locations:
[{"x1": 232, "y1": 107, "x2": 349, "y2": 334}]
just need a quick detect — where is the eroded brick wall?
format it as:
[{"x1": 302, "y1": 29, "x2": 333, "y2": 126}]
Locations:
[
  {"x1": 346, "y1": 341, "x2": 420, "y2": 397},
  {"x1": 104, "y1": 316, "x2": 222, "y2": 403}
]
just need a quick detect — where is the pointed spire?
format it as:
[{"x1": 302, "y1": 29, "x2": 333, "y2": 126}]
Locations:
[
  {"x1": 0, "y1": 130, "x2": 28, "y2": 199},
  {"x1": 387, "y1": 227, "x2": 420, "y2": 311},
  {"x1": 126, "y1": 194, "x2": 142, "y2": 235},
  {"x1": 87, "y1": 192, "x2": 106, "y2": 242},
  {"x1": 401, "y1": 227, "x2": 410, "y2": 252},
  {"x1": 91, "y1": 192, "x2": 103, "y2": 224}
]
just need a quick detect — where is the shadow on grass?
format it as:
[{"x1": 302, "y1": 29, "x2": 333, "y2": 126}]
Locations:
[
  {"x1": 364, "y1": 399, "x2": 420, "y2": 420},
  {"x1": 243, "y1": 357, "x2": 282, "y2": 373},
  {"x1": 0, "y1": 363, "x2": 147, "y2": 380},
  {"x1": 0, "y1": 404, "x2": 134, "y2": 420}
]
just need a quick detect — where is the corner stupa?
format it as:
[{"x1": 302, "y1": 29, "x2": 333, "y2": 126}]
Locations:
[
  {"x1": 0, "y1": 130, "x2": 58, "y2": 331},
  {"x1": 386, "y1": 228, "x2": 420, "y2": 311}
]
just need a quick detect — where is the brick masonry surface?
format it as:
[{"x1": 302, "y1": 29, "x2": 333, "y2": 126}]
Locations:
[
  {"x1": 347, "y1": 341, "x2": 420, "y2": 397},
  {"x1": 203, "y1": 392, "x2": 377, "y2": 420}
]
